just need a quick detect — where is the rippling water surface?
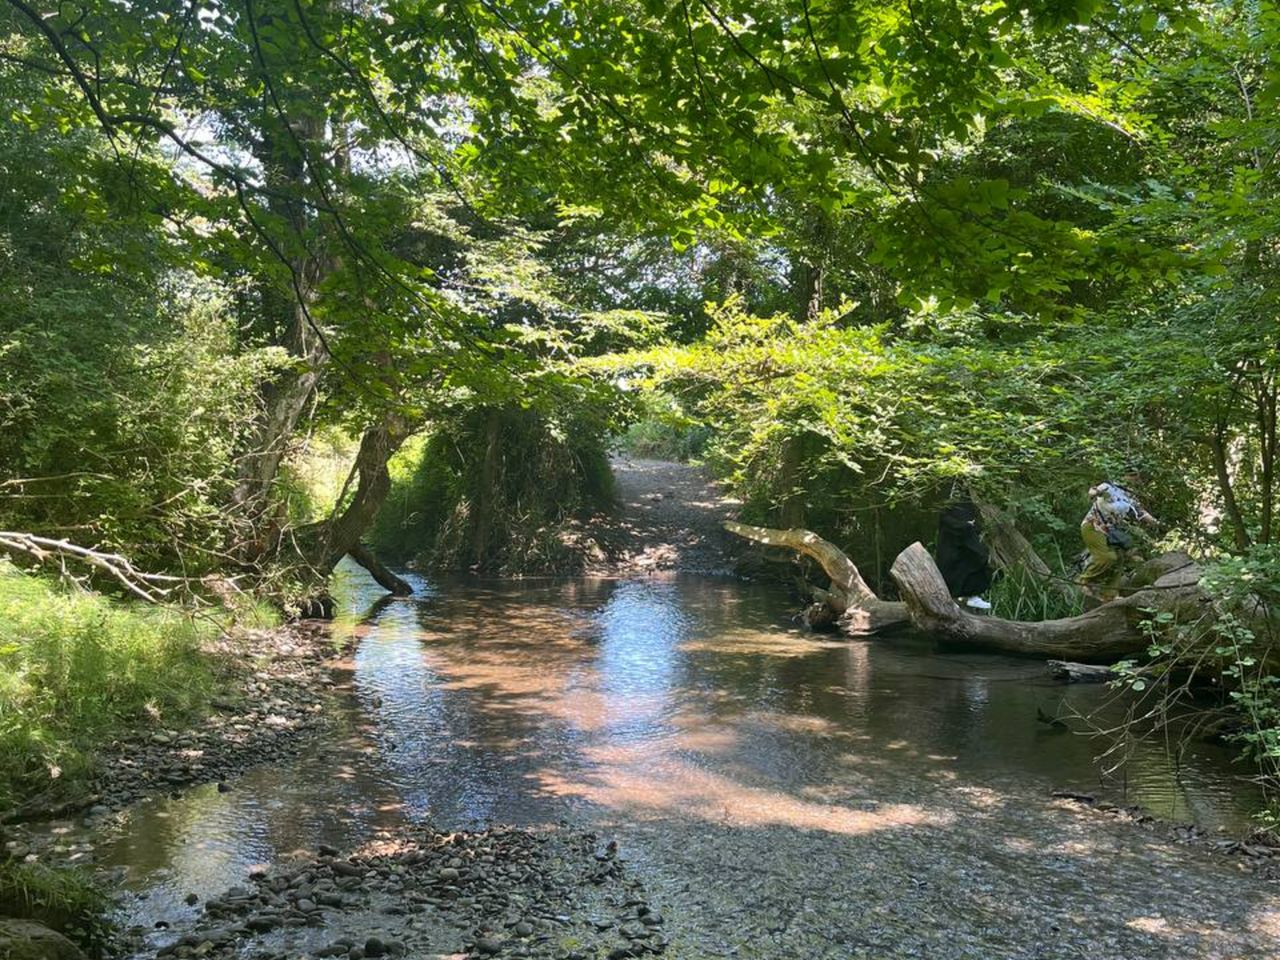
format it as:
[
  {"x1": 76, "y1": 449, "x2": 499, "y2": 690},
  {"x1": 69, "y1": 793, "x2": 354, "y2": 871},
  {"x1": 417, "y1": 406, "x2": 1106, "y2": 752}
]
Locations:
[{"x1": 87, "y1": 565, "x2": 1263, "y2": 929}]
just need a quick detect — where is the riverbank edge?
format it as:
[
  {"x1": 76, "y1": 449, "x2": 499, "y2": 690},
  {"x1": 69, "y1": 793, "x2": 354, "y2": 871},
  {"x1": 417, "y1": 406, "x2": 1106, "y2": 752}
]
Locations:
[
  {"x1": 5, "y1": 592, "x2": 1280, "y2": 960},
  {"x1": 0, "y1": 617, "x2": 353, "y2": 956},
  {"x1": 3, "y1": 618, "x2": 348, "y2": 833}
]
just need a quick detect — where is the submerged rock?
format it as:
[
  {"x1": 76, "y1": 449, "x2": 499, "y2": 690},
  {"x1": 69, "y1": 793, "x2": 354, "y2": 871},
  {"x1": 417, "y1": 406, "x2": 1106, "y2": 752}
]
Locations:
[{"x1": 136, "y1": 823, "x2": 664, "y2": 959}]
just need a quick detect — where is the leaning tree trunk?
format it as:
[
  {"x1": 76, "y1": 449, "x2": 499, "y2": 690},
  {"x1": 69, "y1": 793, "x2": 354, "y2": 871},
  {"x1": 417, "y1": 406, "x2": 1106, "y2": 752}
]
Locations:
[
  {"x1": 231, "y1": 298, "x2": 328, "y2": 571},
  {"x1": 233, "y1": 110, "x2": 333, "y2": 556},
  {"x1": 724, "y1": 521, "x2": 908, "y2": 633},
  {"x1": 300, "y1": 412, "x2": 416, "y2": 596}
]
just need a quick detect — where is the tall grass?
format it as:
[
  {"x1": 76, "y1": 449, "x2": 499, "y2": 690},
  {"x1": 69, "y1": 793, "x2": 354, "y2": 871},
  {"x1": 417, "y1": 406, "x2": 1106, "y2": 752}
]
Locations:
[
  {"x1": 0, "y1": 859, "x2": 109, "y2": 953},
  {"x1": 986, "y1": 541, "x2": 1084, "y2": 621},
  {"x1": 0, "y1": 561, "x2": 219, "y2": 808}
]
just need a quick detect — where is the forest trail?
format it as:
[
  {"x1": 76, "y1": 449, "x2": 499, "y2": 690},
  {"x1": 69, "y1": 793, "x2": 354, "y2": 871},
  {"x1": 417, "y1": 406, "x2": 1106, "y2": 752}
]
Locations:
[{"x1": 586, "y1": 456, "x2": 741, "y2": 575}]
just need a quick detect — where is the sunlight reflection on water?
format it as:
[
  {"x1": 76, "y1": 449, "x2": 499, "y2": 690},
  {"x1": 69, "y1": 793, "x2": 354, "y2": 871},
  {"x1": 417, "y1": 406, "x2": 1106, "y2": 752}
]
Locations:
[{"x1": 75, "y1": 562, "x2": 1264, "y2": 930}]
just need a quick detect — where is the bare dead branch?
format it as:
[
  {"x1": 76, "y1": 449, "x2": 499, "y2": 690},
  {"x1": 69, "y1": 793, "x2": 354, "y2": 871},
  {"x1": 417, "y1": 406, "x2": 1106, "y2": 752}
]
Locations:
[{"x1": 0, "y1": 531, "x2": 187, "y2": 603}]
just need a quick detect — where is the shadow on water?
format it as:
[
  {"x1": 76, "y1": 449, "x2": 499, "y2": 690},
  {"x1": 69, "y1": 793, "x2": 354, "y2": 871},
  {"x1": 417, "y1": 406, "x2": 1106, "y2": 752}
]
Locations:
[{"x1": 84, "y1": 562, "x2": 1267, "y2": 935}]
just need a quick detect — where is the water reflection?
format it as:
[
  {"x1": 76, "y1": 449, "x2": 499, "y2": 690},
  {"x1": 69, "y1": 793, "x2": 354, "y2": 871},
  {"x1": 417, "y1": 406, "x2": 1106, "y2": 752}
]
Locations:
[{"x1": 78, "y1": 564, "x2": 1264, "y2": 931}]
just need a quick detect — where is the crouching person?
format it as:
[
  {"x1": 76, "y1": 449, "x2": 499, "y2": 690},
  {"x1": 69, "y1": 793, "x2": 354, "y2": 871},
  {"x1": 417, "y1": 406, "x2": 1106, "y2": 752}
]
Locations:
[{"x1": 1079, "y1": 481, "x2": 1157, "y2": 603}]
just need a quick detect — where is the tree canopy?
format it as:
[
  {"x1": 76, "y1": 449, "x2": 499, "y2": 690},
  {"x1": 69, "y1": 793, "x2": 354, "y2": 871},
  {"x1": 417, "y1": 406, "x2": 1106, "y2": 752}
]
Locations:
[{"x1": 1, "y1": 0, "x2": 1277, "y2": 594}]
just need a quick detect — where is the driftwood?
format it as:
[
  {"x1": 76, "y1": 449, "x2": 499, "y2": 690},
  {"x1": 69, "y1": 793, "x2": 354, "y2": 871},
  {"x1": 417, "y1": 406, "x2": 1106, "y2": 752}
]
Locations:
[
  {"x1": 723, "y1": 522, "x2": 908, "y2": 634},
  {"x1": 726, "y1": 519, "x2": 1210, "y2": 660},
  {"x1": 0, "y1": 531, "x2": 188, "y2": 603}
]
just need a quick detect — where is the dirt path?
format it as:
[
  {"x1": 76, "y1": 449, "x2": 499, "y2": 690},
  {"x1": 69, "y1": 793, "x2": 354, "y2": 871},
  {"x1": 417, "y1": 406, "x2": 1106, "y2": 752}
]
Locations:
[{"x1": 586, "y1": 457, "x2": 740, "y2": 575}]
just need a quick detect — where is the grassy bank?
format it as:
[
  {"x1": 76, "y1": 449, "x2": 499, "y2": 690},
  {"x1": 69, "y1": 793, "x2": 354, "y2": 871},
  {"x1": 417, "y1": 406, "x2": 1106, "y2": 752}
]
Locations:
[
  {"x1": 0, "y1": 561, "x2": 226, "y2": 810},
  {"x1": 0, "y1": 858, "x2": 108, "y2": 954}
]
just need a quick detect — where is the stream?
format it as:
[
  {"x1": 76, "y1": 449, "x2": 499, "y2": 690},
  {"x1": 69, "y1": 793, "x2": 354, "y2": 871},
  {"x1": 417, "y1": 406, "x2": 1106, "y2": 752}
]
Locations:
[{"x1": 57, "y1": 566, "x2": 1280, "y2": 957}]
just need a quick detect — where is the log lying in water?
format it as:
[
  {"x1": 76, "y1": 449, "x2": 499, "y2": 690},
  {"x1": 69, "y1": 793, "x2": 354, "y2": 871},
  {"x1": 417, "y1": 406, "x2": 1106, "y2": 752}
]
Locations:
[
  {"x1": 723, "y1": 521, "x2": 908, "y2": 634},
  {"x1": 890, "y1": 542, "x2": 1207, "y2": 661},
  {"x1": 726, "y1": 520, "x2": 1209, "y2": 659},
  {"x1": 1046, "y1": 660, "x2": 1117, "y2": 683}
]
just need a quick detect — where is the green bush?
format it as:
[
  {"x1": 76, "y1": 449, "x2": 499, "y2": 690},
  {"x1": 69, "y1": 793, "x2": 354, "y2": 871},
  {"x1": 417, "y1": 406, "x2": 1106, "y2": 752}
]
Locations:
[
  {"x1": 0, "y1": 562, "x2": 218, "y2": 807},
  {"x1": 1107, "y1": 546, "x2": 1280, "y2": 833},
  {"x1": 1198, "y1": 548, "x2": 1280, "y2": 794},
  {"x1": 369, "y1": 406, "x2": 616, "y2": 574}
]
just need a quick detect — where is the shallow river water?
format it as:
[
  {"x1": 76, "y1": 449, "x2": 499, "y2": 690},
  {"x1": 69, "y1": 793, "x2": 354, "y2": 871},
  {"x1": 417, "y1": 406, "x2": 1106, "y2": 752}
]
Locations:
[{"x1": 83, "y1": 567, "x2": 1280, "y2": 958}]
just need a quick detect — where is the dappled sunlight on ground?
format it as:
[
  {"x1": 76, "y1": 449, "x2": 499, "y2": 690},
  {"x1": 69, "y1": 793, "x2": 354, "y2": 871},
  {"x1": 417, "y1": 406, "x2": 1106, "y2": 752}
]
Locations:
[
  {"x1": 530, "y1": 742, "x2": 954, "y2": 836},
  {"x1": 1249, "y1": 909, "x2": 1280, "y2": 936}
]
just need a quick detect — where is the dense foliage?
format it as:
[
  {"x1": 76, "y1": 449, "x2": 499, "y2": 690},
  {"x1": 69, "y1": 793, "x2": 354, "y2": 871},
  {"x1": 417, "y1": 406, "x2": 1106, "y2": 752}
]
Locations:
[{"x1": 2, "y1": 0, "x2": 1280, "y2": 814}]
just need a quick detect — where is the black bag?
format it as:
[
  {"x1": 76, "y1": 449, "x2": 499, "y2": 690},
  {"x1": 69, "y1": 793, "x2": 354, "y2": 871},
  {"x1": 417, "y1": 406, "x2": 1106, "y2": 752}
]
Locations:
[{"x1": 1105, "y1": 526, "x2": 1134, "y2": 551}]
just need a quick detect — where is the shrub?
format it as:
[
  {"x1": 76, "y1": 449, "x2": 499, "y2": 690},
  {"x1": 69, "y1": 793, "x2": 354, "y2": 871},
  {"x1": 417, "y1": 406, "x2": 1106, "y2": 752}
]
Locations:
[
  {"x1": 369, "y1": 406, "x2": 615, "y2": 573},
  {"x1": 1109, "y1": 546, "x2": 1280, "y2": 833},
  {"x1": 614, "y1": 393, "x2": 710, "y2": 462}
]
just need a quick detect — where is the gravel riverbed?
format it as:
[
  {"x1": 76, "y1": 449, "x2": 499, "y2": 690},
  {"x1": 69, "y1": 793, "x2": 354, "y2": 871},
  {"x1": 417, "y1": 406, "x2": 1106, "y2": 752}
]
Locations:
[{"x1": 131, "y1": 825, "x2": 661, "y2": 960}]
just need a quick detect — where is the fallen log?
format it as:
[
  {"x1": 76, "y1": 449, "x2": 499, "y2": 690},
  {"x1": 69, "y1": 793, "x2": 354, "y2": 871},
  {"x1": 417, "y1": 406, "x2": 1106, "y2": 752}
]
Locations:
[
  {"x1": 890, "y1": 542, "x2": 1209, "y2": 661},
  {"x1": 726, "y1": 521, "x2": 1215, "y2": 659},
  {"x1": 1046, "y1": 660, "x2": 1118, "y2": 683},
  {"x1": 723, "y1": 521, "x2": 908, "y2": 634}
]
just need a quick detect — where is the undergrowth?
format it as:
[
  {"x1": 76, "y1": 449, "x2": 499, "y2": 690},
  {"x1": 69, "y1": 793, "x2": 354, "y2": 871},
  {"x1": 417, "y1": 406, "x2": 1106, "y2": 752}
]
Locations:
[
  {"x1": 0, "y1": 561, "x2": 221, "y2": 809},
  {"x1": 0, "y1": 858, "x2": 109, "y2": 955},
  {"x1": 369, "y1": 406, "x2": 616, "y2": 574},
  {"x1": 1105, "y1": 546, "x2": 1280, "y2": 836},
  {"x1": 986, "y1": 541, "x2": 1084, "y2": 621},
  {"x1": 614, "y1": 393, "x2": 710, "y2": 463}
]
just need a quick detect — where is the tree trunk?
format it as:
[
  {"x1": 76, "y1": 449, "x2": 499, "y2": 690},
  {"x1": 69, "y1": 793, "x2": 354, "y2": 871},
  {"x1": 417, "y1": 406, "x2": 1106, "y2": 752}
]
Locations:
[
  {"x1": 472, "y1": 408, "x2": 504, "y2": 567},
  {"x1": 233, "y1": 109, "x2": 332, "y2": 551},
  {"x1": 298, "y1": 413, "x2": 416, "y2": 596},
  {"x1": 1210, "y1": 424, "x2": 1252, "y2": 551},
  {"x1": 723, "y1": 521, "x2": 908, "y2": 633},
  {"x1": 1258, "y1": 378, "x2": 1276, "y2": 544},
  {"x1": 972, "y1": 499, "x2": 1081, "y2": 605},
  {"x1": 233, "y1": 288, "x2": 327, "y2": 526},
  {"x1": 348, "y1": 542, "x2": 412, "y2": 596},
  {"x1": 890, "y1": 542, "x2": 1206, "y2": 661},
  {"x1": 777, "y1": 437, "x2": 807, "y2": 528}
]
